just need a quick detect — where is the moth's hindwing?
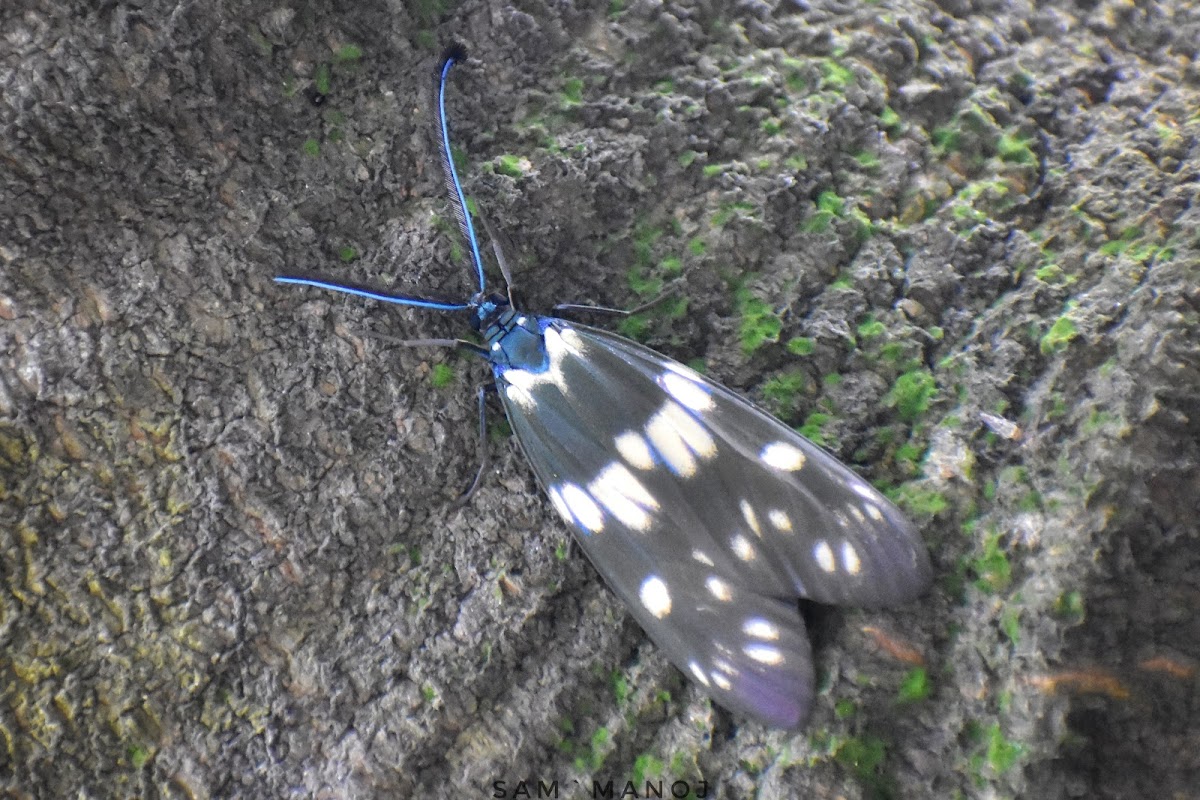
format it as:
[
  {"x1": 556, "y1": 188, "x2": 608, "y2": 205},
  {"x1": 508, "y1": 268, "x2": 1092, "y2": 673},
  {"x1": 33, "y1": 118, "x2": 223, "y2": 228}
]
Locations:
[{"x1": 494, "y1": 319, "x2": 932, "y2": 728}]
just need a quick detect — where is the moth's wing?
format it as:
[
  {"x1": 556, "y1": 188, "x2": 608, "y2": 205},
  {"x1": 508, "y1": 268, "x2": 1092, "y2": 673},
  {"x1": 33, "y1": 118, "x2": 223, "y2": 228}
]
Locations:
[
  {"x1": 571, "y1": 325, "x2": 934, "y2": 608},
  {"x1": 502, "y1": 394, "x2": 816, "y2": 724},
  {"x1": 597, "y1": 561, "x2": 816, "y2": 730},
  {"x1": 494, "y1": 319, "x2": 929, "y2": 726}
]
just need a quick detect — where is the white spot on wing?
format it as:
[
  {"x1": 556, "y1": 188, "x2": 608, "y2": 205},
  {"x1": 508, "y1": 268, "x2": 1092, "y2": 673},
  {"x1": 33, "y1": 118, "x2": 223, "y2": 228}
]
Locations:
[
  {"x1": 692, "y1": 549, "x2": 715, "y2": 567},
  {"x1": 814, "y1": 540, "x2": 836, "y2": 573},
  {"x1": 645, "y1": 407, "x2": 697, "y2": 477},
  {"x1": 743, "y1": 617, "x2": 780, "y2": 641},
  {"x1": 740, "y1": 500, "x2": 762, "y2": 536},
  {"x1": 560, "y1": 483, "x2": 604, "y2": 533},
  {"x1": 588, "y1": 490, "x2": 647, "y2": 530},
  {"x1": 767, "y1": 508, "x2": 792, "y2": 532},
  {"x1": 712, "y1": 657, "x2": 737, "y2": 675},
  {"x1": 503, "y1": 369, "x2": 540, "y2": 393},
  {"x1": 605, "y1": 463, "x2": 656, "y2": 507},
  {"x1": 502, "y1": 366, "x2": 557, "y2": 410},
  {"x1": 851, "y1": 480, "x2": 880, "y2": 501},
  {"x1": 731, "y1": 534, "x2": 756, "y2": 562},
  {"x1": 841, "y1": 541, "x2": 862, "y2": 575},
  {"x1": 665, "y1": 361, "x2": 704, "y2": 379},
  {"x1": 547, "y1": 486, "x2": 571, "y2": 522},
  {"x1": 501, "y1": 323, "x2": 583, "y2": 409},
  {"x1": 662, "y1": 401, "x2": 716, "y2": 457},
  {"x1": 865, "y1": 503, "x2": 884, "y2": 522},
  {"x1": 658, "y1": 371, "x2": 713, "y2": 412},
  {"x1": 761, "y1": 441, "x2": 806, "y2": 471},
  {"x1": 504, "y1": 382, "x2": 534, "y2": 408},
  {"x1": 688, "y1": 661, "x2": 710, "y2": 687},
  {"x1": 710, "y1": 657, "x2": 739, "y2": 690},
  {"x1": 639, "y1": 575, "x2": 672, "y2": 618},
  {"x1": 644, "y1": 400, "x2": 716, "y2": 477},
  {"x1": 556, "y1": 326, "x2": 586, "y2": 353},
  {"x1": 743, "y1": 643, "x2": 784, "y2": 666},
  {"x1": 587, "y1": 463, "x2": 658, "y2": 531},
  {"x1": 544, "y1": 325, "x2": 584, "y2": 358},
  {"x1": 706, "y1": 575, "x2": 733, "y2": 602},
  {"x1": 614, "y1": 431, "x2": 655, "y2": 471}
]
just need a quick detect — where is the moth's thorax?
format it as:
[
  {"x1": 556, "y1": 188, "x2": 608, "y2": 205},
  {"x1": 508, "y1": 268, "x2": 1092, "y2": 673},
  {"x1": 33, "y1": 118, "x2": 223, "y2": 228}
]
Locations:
[
  {"x1": 483, "y1": 308, "x2": 550, "y2": 372},
  {"x1": 492, "y1": 320, "x2": 591, "y2": 410}
]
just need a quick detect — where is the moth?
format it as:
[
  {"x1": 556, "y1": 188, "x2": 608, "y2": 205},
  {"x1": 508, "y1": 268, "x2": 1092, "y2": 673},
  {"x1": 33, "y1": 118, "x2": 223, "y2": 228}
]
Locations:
[{"x1": 276, "y1": 45, "x2": 932, "y2": 728}]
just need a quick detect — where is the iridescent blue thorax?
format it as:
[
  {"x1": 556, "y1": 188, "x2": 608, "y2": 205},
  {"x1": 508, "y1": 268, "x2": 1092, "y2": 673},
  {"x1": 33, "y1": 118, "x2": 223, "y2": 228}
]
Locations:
[{"x1": 471, "y1": 292, "x2": 551, "y2": 374}]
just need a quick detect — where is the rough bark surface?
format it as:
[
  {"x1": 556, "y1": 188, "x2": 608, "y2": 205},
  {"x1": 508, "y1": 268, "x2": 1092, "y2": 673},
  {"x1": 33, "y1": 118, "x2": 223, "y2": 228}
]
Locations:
[{"x1": 2, "y1": 0, "x2": 1198, "y2": 797}]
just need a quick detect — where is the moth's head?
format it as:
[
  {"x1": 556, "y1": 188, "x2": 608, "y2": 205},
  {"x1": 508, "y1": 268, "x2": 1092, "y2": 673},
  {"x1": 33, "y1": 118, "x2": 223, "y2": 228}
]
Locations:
[{"x1": 468, "y1": 292, "x2": 511, "y2": 332}]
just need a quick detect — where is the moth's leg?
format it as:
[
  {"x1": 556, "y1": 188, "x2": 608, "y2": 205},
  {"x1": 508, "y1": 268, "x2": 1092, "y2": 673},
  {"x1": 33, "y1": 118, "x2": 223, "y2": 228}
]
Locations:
[
  {"x1": 364, "y1": 334, "x2": 489, "y2": 358},
  {"x1": 551, "y1": 282, "x2": 682, "y2": 318},
  {"x1": 454, "y1": 382, "x2": 498, "y2": 506},
  {"x1": 358, "y1": 334, "x2": 493, "y2": 502},
  {"x1": 479, "y1": 214, "x2": 523, "y2": 310}
]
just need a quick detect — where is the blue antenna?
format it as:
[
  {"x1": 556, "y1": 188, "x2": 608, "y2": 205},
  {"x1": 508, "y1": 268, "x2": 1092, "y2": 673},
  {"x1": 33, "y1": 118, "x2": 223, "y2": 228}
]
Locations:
[
  {"x1": 273, "y1": 45, "x2": 481, "y2": 312},
  {"x1": 271, "y1": 276, "x2": 468, "y2": 311},
  {"x1": 436, "y1": 45, "x2": 486, "y2": 293}
]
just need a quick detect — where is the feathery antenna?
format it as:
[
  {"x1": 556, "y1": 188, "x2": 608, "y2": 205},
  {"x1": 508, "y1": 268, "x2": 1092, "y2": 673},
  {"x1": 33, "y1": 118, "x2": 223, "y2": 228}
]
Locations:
[{"x1": 434, "y1": 44, "x2": 487, "y2": 293}]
